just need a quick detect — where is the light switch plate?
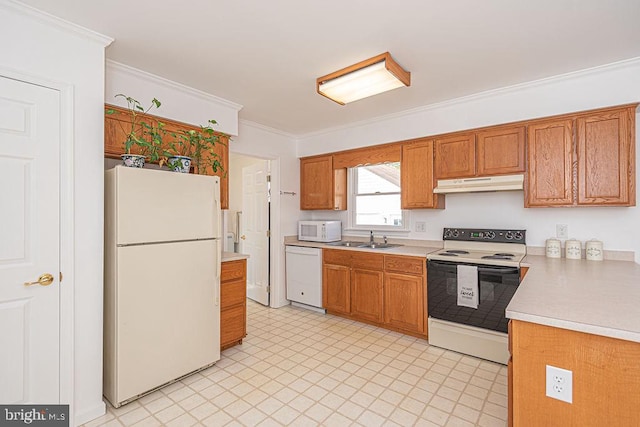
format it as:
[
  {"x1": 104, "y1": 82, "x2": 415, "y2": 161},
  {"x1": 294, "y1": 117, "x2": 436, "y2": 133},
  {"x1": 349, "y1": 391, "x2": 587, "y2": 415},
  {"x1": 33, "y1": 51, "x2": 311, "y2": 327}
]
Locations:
[{"x1": 415, "y1": 222, "x2": 426, "y2": 232}]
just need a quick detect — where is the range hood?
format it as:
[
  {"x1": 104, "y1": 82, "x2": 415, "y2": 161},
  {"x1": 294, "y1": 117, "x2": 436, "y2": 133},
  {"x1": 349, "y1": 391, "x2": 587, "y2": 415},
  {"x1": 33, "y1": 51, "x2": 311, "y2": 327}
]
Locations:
[{"x1": 433, "y1": 174, "x2": 524, "y2": 194}]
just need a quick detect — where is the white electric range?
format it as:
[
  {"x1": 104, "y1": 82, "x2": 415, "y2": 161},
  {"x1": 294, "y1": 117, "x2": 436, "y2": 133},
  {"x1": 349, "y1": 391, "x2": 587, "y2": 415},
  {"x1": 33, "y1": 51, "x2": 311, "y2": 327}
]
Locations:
[{"x1": 427, "y1": 228, "x2": 526, "y2": 364}]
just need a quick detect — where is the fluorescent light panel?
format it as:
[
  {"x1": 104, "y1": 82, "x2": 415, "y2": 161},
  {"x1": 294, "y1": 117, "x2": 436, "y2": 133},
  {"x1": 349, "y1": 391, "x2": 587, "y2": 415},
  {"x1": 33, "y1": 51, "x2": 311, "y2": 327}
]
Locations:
[{"x1": 317, "y1": 52, "x2": 410, "y2": 105}]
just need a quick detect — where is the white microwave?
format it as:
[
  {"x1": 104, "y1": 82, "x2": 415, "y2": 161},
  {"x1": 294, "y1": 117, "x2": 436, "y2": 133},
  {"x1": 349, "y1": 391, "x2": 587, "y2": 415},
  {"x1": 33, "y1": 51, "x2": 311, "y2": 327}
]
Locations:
[{"x1": 298, "y1": 220, "x2": 342, "y2": 242}]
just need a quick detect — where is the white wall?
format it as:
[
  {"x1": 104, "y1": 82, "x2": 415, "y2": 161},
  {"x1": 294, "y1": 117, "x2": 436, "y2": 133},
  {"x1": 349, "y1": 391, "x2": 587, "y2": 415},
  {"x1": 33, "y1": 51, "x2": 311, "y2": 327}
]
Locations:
[
  {"x1": 106, "y1": 61, "x2": 242, "y2": 136},
  {"x1": 0, "y1": 1, "x2": 112, "y2": 424},
  {"x1": 232, "y1": 121, "x2": 299, "y2": 308},
  {"x1": 298, "y1": 59, "x2": 640, "y2": 262}
]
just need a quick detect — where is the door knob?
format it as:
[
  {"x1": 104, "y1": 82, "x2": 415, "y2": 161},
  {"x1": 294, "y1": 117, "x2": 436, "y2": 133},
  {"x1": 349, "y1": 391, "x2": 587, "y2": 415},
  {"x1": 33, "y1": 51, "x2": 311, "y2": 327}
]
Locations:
[
  {"x1": 240, "y1": 235, "x2": 246, "y2": 240},
  {"x1": 24, "y1": 273, "x2": 54, "y2": 287}
]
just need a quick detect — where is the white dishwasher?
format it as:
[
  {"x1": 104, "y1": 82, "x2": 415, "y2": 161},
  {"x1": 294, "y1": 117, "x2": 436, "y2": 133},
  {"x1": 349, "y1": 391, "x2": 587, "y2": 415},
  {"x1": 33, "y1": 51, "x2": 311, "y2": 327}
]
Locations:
[{"x1": 285, "y1": 246, "x2": 324, "y2": 311}]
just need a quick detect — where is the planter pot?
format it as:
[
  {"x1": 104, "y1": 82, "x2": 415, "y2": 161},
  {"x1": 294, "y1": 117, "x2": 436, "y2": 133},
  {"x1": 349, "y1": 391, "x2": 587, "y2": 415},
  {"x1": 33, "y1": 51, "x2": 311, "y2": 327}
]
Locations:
[
  {"x1": 121, "y1": 154, "x2": 145, "y2": 168},
  {"x1": 168, "y1": 156, "x2": 192, "y2": 173}
]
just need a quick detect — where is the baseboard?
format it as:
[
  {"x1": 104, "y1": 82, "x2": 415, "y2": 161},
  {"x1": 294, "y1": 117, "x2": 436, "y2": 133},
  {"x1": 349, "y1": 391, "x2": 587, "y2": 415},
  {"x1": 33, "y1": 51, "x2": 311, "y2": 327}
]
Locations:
[{"x1": 74, "y1": 400, "x2": 106, "y2": 426}]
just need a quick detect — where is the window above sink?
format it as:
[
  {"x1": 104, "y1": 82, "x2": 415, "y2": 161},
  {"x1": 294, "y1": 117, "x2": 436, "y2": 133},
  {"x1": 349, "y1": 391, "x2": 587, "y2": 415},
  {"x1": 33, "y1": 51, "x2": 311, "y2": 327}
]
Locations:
[{"x1": 348, "y1": 162, "x2": 409, "y2": 232}]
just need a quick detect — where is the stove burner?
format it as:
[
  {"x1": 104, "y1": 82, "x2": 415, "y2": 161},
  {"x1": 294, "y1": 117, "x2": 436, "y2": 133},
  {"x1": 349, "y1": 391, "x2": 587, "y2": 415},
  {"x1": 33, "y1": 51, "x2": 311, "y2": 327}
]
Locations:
[
  {"x1": 445, "y1": 250, "x2": 469, "y2": 254},
  {"x1": 494, "y1": 253, "x2": 514, "y2": 257},
  {"x1": 482, "y1": 255, "x2": 514, "y2": 260},
  {"x1": 439, "y1": 252, "x2": 459, "y2": 256}
]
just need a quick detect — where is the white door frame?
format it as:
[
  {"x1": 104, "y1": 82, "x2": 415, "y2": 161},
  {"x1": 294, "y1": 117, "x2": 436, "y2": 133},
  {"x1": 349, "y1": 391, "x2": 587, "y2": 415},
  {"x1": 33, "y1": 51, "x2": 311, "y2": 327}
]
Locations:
[{"x1": 1, "y1": 67, "x2": 76, "y2": 417}]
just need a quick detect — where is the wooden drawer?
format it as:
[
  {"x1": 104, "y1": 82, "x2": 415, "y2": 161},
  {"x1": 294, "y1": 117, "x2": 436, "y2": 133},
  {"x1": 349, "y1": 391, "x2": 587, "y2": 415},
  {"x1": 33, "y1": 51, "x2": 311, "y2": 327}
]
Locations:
[
  {"x1": 220, "y1": 304, "x2": 246, "y2": 347},
  {"x1": 323, "y1": 249, "x2": 351, "y2": 266},
  {"x1": 385, "y1": 255, "x2": 425, "y2": 276},
  {"x1": 351, "y1": 251, "x2": 384, "y2": 270},
  {"x1": 221, "y1": 279, "x2": 245, "y2": 309},
  {"x1": 221, "y1": 259, "x2": 246, "y2": 283}
]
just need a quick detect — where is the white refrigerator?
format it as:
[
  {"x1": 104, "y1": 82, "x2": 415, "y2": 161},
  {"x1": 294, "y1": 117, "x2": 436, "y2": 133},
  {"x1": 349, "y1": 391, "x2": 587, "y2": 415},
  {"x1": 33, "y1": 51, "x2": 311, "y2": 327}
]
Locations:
[{"x1": 104, "y1": 166, "x2": 221, "y2": 408}]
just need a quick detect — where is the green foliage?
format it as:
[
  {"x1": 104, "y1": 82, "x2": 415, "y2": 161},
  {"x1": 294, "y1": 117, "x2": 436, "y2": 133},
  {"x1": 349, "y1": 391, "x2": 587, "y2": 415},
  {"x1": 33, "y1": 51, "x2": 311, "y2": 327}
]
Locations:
[
  {"x1": 106, "y1": 94, "x2": 166, "y2": 162},
  {"x1": 107, "y1": 94, "x2": 229, "y2": 173},
  {"x1": 169, "y1": 120, "x2": 228, "y2": 174}
]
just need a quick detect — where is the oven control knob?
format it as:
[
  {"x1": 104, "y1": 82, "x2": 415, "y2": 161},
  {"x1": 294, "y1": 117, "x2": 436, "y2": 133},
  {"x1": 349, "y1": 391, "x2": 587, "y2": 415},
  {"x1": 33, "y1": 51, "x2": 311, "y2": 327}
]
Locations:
[
  {"x1": 485, "y1": 231, "x2": 495, "y2": 240},
  {"x1": 505, "y1": 231, "x2": 514, "y2": 240},
  {"x1": 444, "y1": 229, "x2": 452, "y2": 238},
  {"x1": 452, "y1": 229, "x2": 459, "y2": 238},
  {"x1": 514, "y1": 231, "x2": 523, "y2": 240}
]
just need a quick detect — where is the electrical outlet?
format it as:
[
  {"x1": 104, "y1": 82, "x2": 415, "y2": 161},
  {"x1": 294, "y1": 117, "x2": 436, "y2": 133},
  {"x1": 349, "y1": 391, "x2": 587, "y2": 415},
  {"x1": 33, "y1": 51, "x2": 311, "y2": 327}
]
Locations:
[
  {"x1": 546, "y1": 365, "x2": 573, "y2": 403},
  {"x1": 556, "y1": 224, "x2": 568, "y2": 239},
  {"x1": 415, "y1": 221, "x2": 426, "y2": 232}
]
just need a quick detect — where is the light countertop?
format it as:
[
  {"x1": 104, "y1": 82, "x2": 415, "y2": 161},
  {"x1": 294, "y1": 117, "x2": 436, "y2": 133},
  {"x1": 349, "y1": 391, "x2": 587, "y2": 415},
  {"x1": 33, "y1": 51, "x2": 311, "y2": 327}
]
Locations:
[
  {"x1": 284, "y1": 238, "x2": 441, "y2": 258},
  {"x1": 222, "y1": 251, "x2": 249, "y2": 262},
  {"x1": 507, "y1": 255, "x2": 640, "y2": 343},
  {"x1": 286, "y1": 238, "x2": 640, "y2": 343}
]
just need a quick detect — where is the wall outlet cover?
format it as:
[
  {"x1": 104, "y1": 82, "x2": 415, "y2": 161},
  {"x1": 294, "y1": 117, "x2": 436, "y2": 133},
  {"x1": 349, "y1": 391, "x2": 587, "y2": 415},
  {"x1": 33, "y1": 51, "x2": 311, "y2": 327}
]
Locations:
[
  {"x1": 415, "y1": 221, "x2": 426, "y2": 232},
  {"x1": 546, "y1": 364, "x2": 573, "y2": 404},
  {"x1": 556, "y1": 224, "x2": 569, "y2": 239}
]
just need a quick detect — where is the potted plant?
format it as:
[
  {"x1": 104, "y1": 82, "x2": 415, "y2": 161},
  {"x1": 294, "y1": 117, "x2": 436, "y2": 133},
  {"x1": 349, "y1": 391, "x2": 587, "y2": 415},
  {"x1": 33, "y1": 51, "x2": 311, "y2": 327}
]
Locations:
[
  {"x1": 105, "y1": 94, "x2": 167, "y2": 168},
  {"x1": 168, "y1": 120, "x2": 227, "y2": 174}
]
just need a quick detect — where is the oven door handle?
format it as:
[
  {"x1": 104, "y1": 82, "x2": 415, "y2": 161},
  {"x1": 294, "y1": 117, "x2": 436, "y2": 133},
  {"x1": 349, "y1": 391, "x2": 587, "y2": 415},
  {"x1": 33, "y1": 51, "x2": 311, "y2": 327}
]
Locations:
[
  {"x1": 429, "y1": 260, "x2": 519, "y2": 275},
  {"x1": 427, "y1": 260, "x2": 459, "y2": 272},
  {"x1": 477, "y1": 266, "x2": 519, "y2": 275}
]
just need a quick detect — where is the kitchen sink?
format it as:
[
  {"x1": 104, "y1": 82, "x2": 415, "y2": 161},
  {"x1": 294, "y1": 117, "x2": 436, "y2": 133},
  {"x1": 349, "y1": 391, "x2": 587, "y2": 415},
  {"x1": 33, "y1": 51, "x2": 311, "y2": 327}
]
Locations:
[
  {"x1": 356, "y1": 243, "x2": 403, "y2": 249},
  {"x1": 326, "y1": 241, "x2": 364, "y2": 247}
]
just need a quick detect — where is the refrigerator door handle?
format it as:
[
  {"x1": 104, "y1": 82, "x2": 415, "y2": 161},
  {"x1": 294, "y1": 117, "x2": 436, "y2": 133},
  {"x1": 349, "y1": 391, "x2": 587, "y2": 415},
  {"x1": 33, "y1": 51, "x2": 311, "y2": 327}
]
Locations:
[{"x1": 214, "y1": 239, "x2": 221, "y2": 306}]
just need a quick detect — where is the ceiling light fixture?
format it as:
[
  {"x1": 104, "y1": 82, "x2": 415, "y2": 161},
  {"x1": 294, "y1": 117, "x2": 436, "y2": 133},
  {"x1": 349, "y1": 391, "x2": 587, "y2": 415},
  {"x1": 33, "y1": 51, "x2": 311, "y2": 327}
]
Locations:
[{"x1": 316, "y1": 52, "x2": 411, "y2": 105}]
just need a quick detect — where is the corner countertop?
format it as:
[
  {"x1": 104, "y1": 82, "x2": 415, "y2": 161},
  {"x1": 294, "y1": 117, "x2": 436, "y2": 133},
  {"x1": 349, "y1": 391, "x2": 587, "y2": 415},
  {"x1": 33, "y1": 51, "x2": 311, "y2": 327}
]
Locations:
[
  {"x1": 284, "y1": 237, "x2": 442, "y2": 258},
  {"x1": 507, "y1": 254, "x2": 640, "y2": 343},
  {"x1": 222, "y1": 251, "x2": 249, "y2": 262}
]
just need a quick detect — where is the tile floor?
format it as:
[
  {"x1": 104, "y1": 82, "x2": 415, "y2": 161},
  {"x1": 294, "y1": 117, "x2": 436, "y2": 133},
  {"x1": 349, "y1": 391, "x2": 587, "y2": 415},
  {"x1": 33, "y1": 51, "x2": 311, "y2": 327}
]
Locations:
[{"x1": 83, "y1": 301, "x2": 508, "y2": 427}]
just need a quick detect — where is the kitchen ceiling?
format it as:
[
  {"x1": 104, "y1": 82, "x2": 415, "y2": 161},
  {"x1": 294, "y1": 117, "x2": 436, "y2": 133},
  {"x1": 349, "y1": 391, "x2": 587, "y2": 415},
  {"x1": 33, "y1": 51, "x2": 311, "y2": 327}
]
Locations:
[{"x1": 18, "y1": 0, "x2": 640, "y2": 136}]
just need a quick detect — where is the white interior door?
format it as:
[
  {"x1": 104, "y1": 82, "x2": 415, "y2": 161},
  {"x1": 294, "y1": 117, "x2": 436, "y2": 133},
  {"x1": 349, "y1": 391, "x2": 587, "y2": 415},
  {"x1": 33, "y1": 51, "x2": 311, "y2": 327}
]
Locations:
[
  {"x1": 241, "y1": 160, "x2": 270, "y2": 305},
  {"x1": 0, "y1": 76, "x2": 60, "y2": 403}
]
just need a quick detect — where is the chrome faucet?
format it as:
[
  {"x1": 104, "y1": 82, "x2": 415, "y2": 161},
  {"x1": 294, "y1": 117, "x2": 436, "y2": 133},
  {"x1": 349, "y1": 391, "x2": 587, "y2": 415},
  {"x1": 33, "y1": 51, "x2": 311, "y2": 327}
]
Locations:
[
  {"x1": 369, "y1": 230, "x2": 374, "y2": 244},
  {"x1": 383, "y1": 235, "x2": 388, "y2": 245}
]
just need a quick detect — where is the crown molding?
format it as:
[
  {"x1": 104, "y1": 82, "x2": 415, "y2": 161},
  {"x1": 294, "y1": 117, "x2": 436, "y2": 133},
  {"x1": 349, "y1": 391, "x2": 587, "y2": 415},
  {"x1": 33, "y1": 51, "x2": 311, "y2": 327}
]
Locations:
[
  {"x1": 239, "y1": 119, "x2": 296, "y2": 140},
  {"x1": 106, "y1": 60, "x2": 243, "y2": 112},
  {"x1": 1, "y1": 0, "x2": 113, "y2": 46},
  {"x1": 298, "y1": 56, "x2": 640, "y2": 141}
]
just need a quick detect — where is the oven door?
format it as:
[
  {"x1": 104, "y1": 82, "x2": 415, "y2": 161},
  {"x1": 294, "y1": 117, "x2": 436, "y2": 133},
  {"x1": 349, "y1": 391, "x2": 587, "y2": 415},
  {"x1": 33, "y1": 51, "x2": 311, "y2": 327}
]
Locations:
[{"x1": 427, "y1": 259, "x2": 520, "y2": 333}]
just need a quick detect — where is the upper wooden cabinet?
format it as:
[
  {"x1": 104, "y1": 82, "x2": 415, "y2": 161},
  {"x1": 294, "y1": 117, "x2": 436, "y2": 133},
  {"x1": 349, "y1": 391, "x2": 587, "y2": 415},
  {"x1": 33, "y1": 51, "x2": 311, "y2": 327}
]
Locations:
[
  {"x1": 301, "y1": 104, "x2": 636, "y2": 210},
  {"x1": 300, "y1": 155, "x2": 347, "y2": 210},
  {"x1": 435, "y1": 127, "x2": 526, "y2": 180},
  {"x1": 577, "y1": 108, "x2": 635, "y2": 206},
  {"x1": 526, "y1": 105, "x2": 636, "y2": 208},
  {"x1": 104, "y1": 104, "x2": 230, "y2": 209},
  {"x1": 526, "y1": 119, "x2": 574, "y2": 207},
  {"x1": 401, "y1": 139, "x2": 445, "y2": 210},
  {"x1": 477, "y1": 126, "x2": 526, "y2": 176},
  {"x1": 434, "y1": 133, "x2": 476, "y2": 179}
]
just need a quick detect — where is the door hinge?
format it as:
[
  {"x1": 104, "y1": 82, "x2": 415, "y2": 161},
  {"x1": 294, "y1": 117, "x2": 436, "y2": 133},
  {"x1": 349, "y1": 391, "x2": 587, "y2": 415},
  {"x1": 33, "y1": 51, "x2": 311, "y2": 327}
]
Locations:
[
  {"x1": 267, "y1": 230, "x2": 271, "y2": 238},
  {"x1": 267, "y1": 285, "x2": 271, "y2": 293},
  {"x1": 59, "y1": 272, "x2": 63, "y2": 283},
  {"x1": 267, "y1": 175, "x2": 271, "y2": 183}
]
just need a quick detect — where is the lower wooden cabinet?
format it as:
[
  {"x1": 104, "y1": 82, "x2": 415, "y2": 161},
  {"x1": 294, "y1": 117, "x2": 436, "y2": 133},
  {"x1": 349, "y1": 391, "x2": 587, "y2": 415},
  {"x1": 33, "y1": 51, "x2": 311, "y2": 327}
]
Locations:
[
  {"x1": 384, "y1": 255, "x2": 426, "y2": 335},
  {"x1": 322, "y1": 263, "x2": 351, "y2": 314},
  {"x1": 220, "y1": 259, "x2": 247, "y2": 350},
  {"x1": 350, "y1": 268, "x2": 384, "y2": 323},
  {"x1": 510, "y1": 320, "x2": 640, "y2": 426},
  {"x1": 322, "y1": 249, "x2": 427, "y2": 338}
]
